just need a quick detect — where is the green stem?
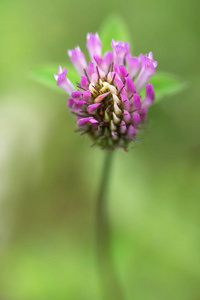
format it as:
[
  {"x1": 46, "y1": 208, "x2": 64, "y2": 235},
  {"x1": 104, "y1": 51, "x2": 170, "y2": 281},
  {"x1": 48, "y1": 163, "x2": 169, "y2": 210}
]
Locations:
[{"x1": 96, "y1": 151, "x2": 124, "y2": 300}]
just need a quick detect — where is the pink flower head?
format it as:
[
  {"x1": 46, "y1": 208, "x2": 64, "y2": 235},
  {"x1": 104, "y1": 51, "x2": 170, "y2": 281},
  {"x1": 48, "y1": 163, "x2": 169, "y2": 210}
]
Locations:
[{"x1": 55, "y1": 33, "x2": 158, "y2": 150}]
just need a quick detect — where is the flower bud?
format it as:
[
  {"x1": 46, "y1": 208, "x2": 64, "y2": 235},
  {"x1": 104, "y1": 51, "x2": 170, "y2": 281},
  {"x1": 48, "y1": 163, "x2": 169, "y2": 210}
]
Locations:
[
  {"x1": 110, "y1": 120, "x2": 117, "y2": 131},
  {"x1": 113, "y1": 112, "x2": 121, "y2": 124},
  {"x1": 114, "y1": 102, "x2": 122, "y2": 116}
]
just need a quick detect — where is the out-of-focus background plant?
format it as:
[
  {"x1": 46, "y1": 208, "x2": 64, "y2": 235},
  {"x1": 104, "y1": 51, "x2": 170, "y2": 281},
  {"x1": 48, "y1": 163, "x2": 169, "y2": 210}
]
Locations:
[{"x1": 0, "y1": 0, "x2": 200, "y2": 299}]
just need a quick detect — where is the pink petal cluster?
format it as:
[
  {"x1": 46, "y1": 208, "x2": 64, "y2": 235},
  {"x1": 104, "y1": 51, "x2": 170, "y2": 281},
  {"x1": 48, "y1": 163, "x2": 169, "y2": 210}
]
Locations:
[{"x1": 55, "y1": 33, "x2": 158, "y2": 150}]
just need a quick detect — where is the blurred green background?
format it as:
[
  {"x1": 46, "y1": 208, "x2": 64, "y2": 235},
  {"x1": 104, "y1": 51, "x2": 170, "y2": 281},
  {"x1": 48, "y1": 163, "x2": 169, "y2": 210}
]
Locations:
[{"x1": 0, "y1": 0, "x2": 200, "y2": 299}]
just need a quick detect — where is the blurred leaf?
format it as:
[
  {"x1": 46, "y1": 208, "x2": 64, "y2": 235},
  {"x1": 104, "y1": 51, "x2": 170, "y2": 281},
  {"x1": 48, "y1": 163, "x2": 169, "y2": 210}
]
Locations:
[
  {"x1": 99, "y1": 15, "x2": 132, "y2": 53},
  {"x1": 31, "y1": 64, "x2": 79, "y2": 92},
  {"x1": 149, "y1": 72, "x2": 186, "y2": 102}
]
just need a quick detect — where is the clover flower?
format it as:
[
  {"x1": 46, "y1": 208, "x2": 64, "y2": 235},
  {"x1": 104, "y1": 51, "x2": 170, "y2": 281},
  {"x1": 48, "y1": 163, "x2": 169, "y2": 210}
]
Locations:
[{"x1": 54, "y1": 33, "x2": 158, "y2": 150}]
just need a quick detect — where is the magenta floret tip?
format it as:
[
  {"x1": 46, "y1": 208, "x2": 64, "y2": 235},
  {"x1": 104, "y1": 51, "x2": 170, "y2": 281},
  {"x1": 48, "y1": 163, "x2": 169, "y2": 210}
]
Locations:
[
  {"x1": 55, "y1": 32, "x2": 158, "y2": 150},
  {"x1": 54, "y1": 65, "x2": 75, "y2": 95},
  {"x1": 86, "y1": 33, "x2": 102, "y2": 62}
]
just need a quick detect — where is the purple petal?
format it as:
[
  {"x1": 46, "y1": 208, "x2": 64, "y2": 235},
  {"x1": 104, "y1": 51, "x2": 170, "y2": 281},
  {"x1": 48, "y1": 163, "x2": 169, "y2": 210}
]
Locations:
[
  {"x1": 120, "y1": 120, "x2": 127, "y2": 134},
  {"x1": 143, "y1": 83, "x2": 155, "y2": 107},
  {"x1": 80, "y1": 76, "x2": 89, "y2": 90},
  {"x1": 68, "y1": 46, "x2": 87, "y2": 76},
  {"x1": 126, "y1": 56, "x2": 140, "y2": 78},
  {"x1": 103, "y1": 51, "x2": 113, "y2": 67},
  {"x1": 91, "y1": 72, "x2": 98, "y2": 83},
  {"x1": 94, "y1": 51, "x2": 113, "y2": 73},
  {"x1": 125, "y1": 76, "x2": 136, "y2": 95},
  {"x1": 135, "y1": 52, "x2": 157, "y2": 91},
  {"x1": 87, "y1": 103, "x2": 101, "y2": 114},
  {"x1": 86, "y1": 33, "x2": 102, "y2": 61},
  {"x1": 89, "y1": 118, "x2": 99, "y2": 124},
  {"x1": 78, "y1": 117, "x2": 98, "y2": 127},
  {"x1": 133, "y1": 94, "x2": 141, "y2": 110},
  {"x1": 140, "y1": 107, "x2": 148, "y2": 122},
  {"x1": 118, "y1": 65, "x2": 128, "y2": 80},
  {"x1": 127, "y1": 125, "x2": 135, "y2": 139},
  {"x1": 73, "y1": 100, "x2": 86, "y2": 112},
  {"x1": 87, "y1": 62, "x2": 95, "y2": 80},
  {"x1": 111, "y1": 39, "x2": 130, "y2": 65},
  {"x1": 147, "y1": 52, "x2": 158, "y2": 68},
  {"x1": 54, "y1": 65, "x2": 75, "y2": 95},
  {"x1": 121, "y1": 94, "x2": 130, "y2": 111},
  {"x1": 135, "y1": 67, "x2": 155, "y2": 92},
  {"x1": 95, "y1": 92, "x2": 110, "y2": 103},
  {"x1": 115, "y1": 76, "x2": 125, "y2": 92},
  {"x1": 83, "y1": 90, "x2": 91, "y2": 101},
  {"x1": 132, "y1": 112, "x2": 141, "y2": 126},
  {"x1": 93, "y1": 55, "x2": 104, "y2": 68},
  {"x1": 123, "y1": 110, "x2": 131, "y2": 123},
  {"x1": 146, "y1": 83, "x2": 155, "y2": 100},
  {"x1": 71, "y1": 91, "x2": 82, "y2": 99},
  {"x1": 68, "y1": 98, "x2": 74, "y2": 110}
]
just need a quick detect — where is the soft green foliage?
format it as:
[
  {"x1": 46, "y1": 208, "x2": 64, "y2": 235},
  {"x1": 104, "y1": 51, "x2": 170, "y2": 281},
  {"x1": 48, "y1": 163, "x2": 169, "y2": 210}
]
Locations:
[
  {"x1": 149, "y1": 72, "x2": 185, "y2": 102},
  {"x1": 139, "y1": 72, "x2": 185, "y2": 102}
]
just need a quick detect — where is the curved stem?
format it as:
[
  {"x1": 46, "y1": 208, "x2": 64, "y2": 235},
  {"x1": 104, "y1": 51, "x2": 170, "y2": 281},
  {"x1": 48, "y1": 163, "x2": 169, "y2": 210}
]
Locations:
[{"x1": 96, "y1": 151, "x2": 124, "y2": 300}]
